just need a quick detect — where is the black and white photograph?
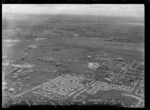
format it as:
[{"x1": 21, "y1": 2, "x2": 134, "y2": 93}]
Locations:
[{"x1": 2, "y1": 4, "x2": 144, "y2": 108}]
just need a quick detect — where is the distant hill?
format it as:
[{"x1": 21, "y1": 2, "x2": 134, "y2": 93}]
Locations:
[{"x1": 2, "y1": 13, "x2": 144, "y2": 24}]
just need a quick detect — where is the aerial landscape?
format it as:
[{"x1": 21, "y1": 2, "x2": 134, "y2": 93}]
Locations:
[{"x1": 2, "y1": 4, "x2": 144, "y2": 108}]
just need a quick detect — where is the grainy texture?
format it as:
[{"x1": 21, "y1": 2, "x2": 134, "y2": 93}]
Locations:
[{"x1": 2, "y1": 12, "x2": 144, "y2": 108}]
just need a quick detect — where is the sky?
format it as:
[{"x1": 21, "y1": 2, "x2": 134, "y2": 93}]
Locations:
[{"x1": 2, "y1": 4, "x2": 144, "y2": 18}]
